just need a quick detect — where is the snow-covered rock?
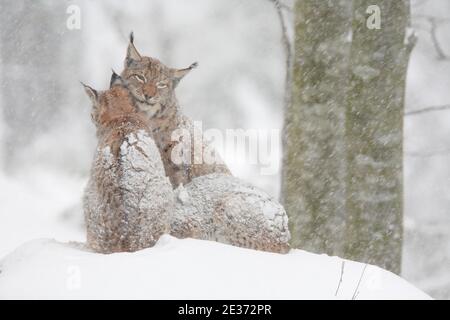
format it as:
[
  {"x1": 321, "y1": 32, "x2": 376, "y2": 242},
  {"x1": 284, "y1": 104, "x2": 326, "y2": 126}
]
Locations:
[{"x1": 0, "y1": 235, "x2": 431, "y2": 300}]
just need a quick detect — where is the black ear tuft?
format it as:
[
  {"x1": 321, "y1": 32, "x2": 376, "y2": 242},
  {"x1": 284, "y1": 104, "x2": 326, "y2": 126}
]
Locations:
[
  {"x1": 130, "y1": 31, "x2": 134, "y2": 44},
  {"x1": 125, "y1": 31, "x2": 142, "y2": 65},
  {"x1": 171, "y1": 61, "x2": 199, "y2": 88},
  {"x1": 110, "y1": 69, "x2": 123, "y2": 88},
  {"x1": 81, "y1": 82, "x2": 98, "y2": 103}
]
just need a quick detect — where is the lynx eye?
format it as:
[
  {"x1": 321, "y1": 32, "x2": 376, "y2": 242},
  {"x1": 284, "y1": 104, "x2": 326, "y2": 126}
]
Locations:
[
  {"x1": 133, "y1": 74, "x2": 147, "y2": 83},
  {"x1": 156, "y1": 81, "x2": 168, "y2": 89}
]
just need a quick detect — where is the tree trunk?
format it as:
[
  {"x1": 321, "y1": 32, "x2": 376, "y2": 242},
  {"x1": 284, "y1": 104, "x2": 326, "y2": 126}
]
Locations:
[
  {"x1": 0, "y1": 0, "x2": 80, "y2": 171},
  {"x1": 344, "y1": 0, "x2": 413, "y2": 274},
  {"x1": 281, "y1": 0, "x2": 351, "y2": 256}
]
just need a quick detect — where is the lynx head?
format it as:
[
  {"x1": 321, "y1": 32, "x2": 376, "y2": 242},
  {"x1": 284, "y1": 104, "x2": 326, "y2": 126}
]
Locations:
[
  {"x1": 121, "y1": 32, "x2": 198, "y2": 118},
  {"x1": 82, "y1": 71, "x2": 136, "y2": 130}
]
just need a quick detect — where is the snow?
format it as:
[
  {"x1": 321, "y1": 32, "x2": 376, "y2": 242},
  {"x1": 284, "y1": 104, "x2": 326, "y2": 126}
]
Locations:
[
  {"x1": 0, "y1": 0, "x2": 448, "y2": 299},
  {"x1": 0, "y1": 169, "x2": 85, "y2": 258},
  {"x1": 84, "y1": 128, "x2": 174, "y2": 253},
  {"x1": 0, "y1": 235, "x2": 430, "y2": 300},
  {"x1": 173, "y1": 173, "x2": 290, "y2": 252}
]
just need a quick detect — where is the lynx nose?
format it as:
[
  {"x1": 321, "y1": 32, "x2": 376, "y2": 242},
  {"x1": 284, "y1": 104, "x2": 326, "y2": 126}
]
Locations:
[{"x1": 144, "y1": 83, "x2": 157, "y2": 99}]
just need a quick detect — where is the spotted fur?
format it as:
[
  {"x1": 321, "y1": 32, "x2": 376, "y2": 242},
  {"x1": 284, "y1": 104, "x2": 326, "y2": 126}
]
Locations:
[
  {"x1": 121, "y1": 39, "x2": 230, "y2": 188},
  {"x1": 82, "y1": 80, "x2": 174, "y2": 253},
  {"x1": 117, "y1": 35, "x2": 290, "y2": 253}
]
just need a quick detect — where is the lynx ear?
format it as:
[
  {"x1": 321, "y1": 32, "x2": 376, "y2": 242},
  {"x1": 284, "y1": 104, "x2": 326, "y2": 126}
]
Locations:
[
  {"x1": 81, "y1": 82, "x2": 98, "y2": 105},
  {"x1": 110, "y1": 69, "x2": 124, "y2": 88},
  {"x1": 125, "y1": 32, "x2": 142, "y2": 66},
  {"x1": 171, "y1": 62, "x2": 198, "y2": 87}
]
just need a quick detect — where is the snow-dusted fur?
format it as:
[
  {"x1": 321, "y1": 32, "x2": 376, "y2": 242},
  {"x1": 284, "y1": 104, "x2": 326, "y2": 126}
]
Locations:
[
  {"x1": 121, "y1": 35, "x2": 230, "y2": 188},
  {"x1": 82, "y1": 40, "x2": 291, "y2": 254},
  {"x1": 118, "y1": 35, "x2": 291, "y2": 253},
  {"x1": 172, "y1": 174, "x2": 291, "y2": 253},
  {"x1": 83, "y1": 83, "x2": 173, "y2": 253}
]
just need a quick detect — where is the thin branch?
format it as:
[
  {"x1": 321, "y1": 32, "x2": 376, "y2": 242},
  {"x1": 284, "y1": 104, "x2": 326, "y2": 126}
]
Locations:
[
  {"x1": 277, "y1": 1, "x2": 293, "y2": 12},
  {"x1": 335, "y1": 261, "x2": 346, "y2": 297},
  {"x1": 414, "y1": 14, "x2": 450, "y2": 24},
  {"x1": 405, "y1": 104, "x2": 450, "y2": 116},
  {"x1": 352, "y1": 264, "x2": 368, "y2": 300},
  {"x1": 270, "y1": 0, "x2": 293, "y2": 111},
  {"x1": 412, "y1": 0, "x2": 430, "y2": 9},
  {"x1": 406, "y1": 148, "x2": 450, "y2": 158},
  {"x1": 414, "y1": 15, "x2": 450, "y2": 60},
  {"x1": 428, "y1": 17, "x2": 450, "y2": 60}
]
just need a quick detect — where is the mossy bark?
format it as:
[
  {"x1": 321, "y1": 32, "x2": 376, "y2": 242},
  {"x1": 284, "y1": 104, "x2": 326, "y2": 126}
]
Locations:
[
  {"x1": 0, "y1": 0, "x2": 81, "y2": 171},
  {"x1": 281, "y1": 0, "x2": 352, "y2": 256},
  {"x1": 344, "y1": 0, "x2": 412, "y2": 274}
]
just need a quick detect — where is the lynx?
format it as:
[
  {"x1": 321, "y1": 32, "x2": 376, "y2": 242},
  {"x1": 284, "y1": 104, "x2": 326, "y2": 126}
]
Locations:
[
  {"x1": 82, "y1": 72, "x2": 174, "y2": 253},
  {"x1": 120, "y1": 33, "x2": 231, "y2": 188},
  {"x1": 118, "y1": 34, "x2": 291, "y2": 253},
  {"x1": 173, "y1": 173, "x2": 291, "y2": 253}
]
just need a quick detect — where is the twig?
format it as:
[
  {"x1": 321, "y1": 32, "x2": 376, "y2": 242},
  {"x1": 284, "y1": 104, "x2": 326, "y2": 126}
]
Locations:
[
  {"x1": 269, "y1": 0, "x2": 293, "y2": 112},
  {"x1": 414, "y1": 15, "x2": 450, "y2": 24},
  {"x1": 414, "y1": 15, "x2": 450, "y2": 60},
  {"x1": 406, "y1": 148, "x2": 450, "y2": 158},
  {"x1": 412, "y1": 0, "x2": 430, "y2": 9},
  {"x1": 352, "y1": 264, "x2": 368, "y2": 300},
  {"x1": 335, "y1": 260, "x2": 346, "y2": 297},
  {"x1": 428, "y1": 17, "x2": 450, "y2": 60},
  {"x1": 405, "y1": 104, "x2": 450, "y2": 116},
  {"x1": 277, "y1": 1, "x2": 293, "y2": 12}
]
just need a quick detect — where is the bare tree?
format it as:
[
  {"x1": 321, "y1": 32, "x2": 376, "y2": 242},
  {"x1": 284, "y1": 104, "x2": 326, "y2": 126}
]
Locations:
[
  {"x1": 270, "y1": 0, "x2": 293, "y2": 112},
  {"x1": 0, "y1": 0, "x2": 82, "y2": 171},
  {"x1": 281, "y1": 0, "x2": 352, "y2": 255},
  {"x1": 344, "y1": 0, "x2": 414, "y2": 274}
]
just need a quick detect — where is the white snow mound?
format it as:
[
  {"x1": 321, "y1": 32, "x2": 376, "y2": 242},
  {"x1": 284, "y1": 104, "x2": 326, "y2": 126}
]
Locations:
[{"x1": 0, "y1": 235, "x2": 431, "y2": 300}]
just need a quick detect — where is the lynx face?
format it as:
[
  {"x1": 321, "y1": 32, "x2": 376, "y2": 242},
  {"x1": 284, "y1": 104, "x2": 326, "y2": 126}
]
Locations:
[
  {"x1": 121, "y1": 33, "x2": 197, "y2": 118},
  {"x1": 82, "y1": 73, "x2": 136, "y2": 130}
]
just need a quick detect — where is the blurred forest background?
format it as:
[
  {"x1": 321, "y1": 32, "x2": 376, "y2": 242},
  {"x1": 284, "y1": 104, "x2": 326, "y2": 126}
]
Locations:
[{"x1": 0, "y1": 0, "x2": 449, "y2": 299}]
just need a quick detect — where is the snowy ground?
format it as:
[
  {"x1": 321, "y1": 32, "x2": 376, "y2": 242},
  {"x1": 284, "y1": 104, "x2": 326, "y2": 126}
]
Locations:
[
  {"x1": 0, "y1": 0, "x2": 449, "y2": 300},
  {"x1": 0, "y1": 166, "x2": 430, "y2": 300},
  {"x1": 0, "y1": 169, "x2": 86, "y2": 258},
  {"x1": 0, "y1": 235, "x2": 430, "y2": 300}
]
